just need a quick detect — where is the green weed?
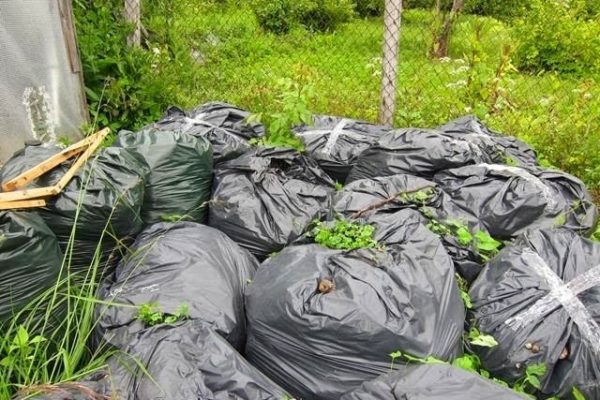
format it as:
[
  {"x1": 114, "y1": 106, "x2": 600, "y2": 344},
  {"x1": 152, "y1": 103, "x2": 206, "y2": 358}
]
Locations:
[
  {"x1": 248, "y1": 78, "x2": 313, "y2": 151},
  {"x1": 136, "y1": 303, "x2": 189, "y2": 327},
  {"x1": 311, "y1": 219, "x2": 379, "y2": 250}
]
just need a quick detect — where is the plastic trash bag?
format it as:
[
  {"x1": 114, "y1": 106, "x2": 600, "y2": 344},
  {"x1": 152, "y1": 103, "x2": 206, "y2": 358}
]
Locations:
[
  {"x1": 21, "y1": 322, "x2": 289, "y2": 400},
  {"x1": 333, "y1": 174, "x2": 494, "y2": 282},
  {"x1": 97, "y1": 222, "x2": 257, "y2": 351},
  {"x1": 437, "y1": 115, "x2": 538, "y2": 167},
  {"x1": 470, "y1": 228, "x2": 600, "y2": 399},
  {"x1": 0, "y1": 211, "x2": 63, "y2": 324},
  {"x1": 245, "y1": 209, "x2": 465, "y2": 399},
  {"x1": 144, "y1": 102, "x2": 265, "y2": 164},
  {"x1": 294, "y1": 115, "x2": 390, "y2": 182},
  {"x1": 209, "y1": 146, "x2": 336, "y2": 259},
  {"x1": 346, "y1": 128, "x2": 494, "y2": 182},
  {"x1": 116, "y1": 128, "x2": 212, "y2": 224},
  {"x1": 433, "y1": 164, "x2": 598, "y2": 239},
  {"x1": 341, "y1": 364, "x2": 526, "y2": 400}
]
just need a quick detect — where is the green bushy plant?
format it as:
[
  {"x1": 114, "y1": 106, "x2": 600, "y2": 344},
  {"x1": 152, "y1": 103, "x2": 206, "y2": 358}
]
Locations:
[
  {"x1": 463, "y1": 0, "x2": 531, "y2": 19},
  {"x1": 248, "y1": 78, "x2": 313, "y2": 150},
  {"x1": 73, "y1": 0, "x2": 171, "y2": 132},
  {"x1": 354, "y1": 0, "x2": 384, "y2": 17},
  {"x1": 250, "y1": 0, "x2": 295, "y2": 34},
  {"x1": 514, "y1": 0, "x2": 600, "y2": 75},
  {"x1": 250, "y1": 0, "x2": 354, "y2": 34}
]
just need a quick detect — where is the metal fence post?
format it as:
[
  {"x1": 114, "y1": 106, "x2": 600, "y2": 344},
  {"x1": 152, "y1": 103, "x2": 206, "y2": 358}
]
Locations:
[
  {"x1": 125, "y1": 0, "x2": 141, "y2": 47},
  {"x1": 380, "y1": 0, "x2": 403, "y2": 126}
]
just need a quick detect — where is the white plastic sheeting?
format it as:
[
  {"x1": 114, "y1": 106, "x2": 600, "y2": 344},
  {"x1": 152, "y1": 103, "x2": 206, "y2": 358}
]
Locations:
[{"x1": 0, "y1": 0, "x2": 87, "y2": 163}]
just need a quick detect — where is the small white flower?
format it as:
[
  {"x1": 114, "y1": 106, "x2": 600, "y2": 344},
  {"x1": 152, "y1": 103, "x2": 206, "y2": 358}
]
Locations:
[
  {"x1": 440, "y1": 57, "x2": 452, "y2": 63},
  {"x1": 152, "y1": 47, "x2": 160, "y2": 55},
  {"x1": 584, "y1": 93, "x2": 593, "y2": 100},
  {"x1": 464, "y1": 106, "x2": 473, "y2": 113}
]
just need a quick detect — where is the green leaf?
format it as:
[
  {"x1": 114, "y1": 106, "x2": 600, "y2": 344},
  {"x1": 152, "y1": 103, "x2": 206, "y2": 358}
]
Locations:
[
  {"x1": 14, "y1": 325, "x2": 29, "y2": 348},
  {"x1": 526, "y1": 374, "x2": 542, "y2": 390},
  {"x1": 456, "y1": 226, "x2": 473, "y2": 246},
  {"x1": 460, "y1": 290, "x2": 473, "y2": 309},
  {"x1": 389, "y1": 351, "x2": 402, "y2": 360},
  {"x1": 526, "y1": 363, "x2": 547, "y2": 377},
  {"x1": 452, "y1": 354, "x2": 480, "y2": 372},
  {"x1": 469, "y1": 333, "x2": 499, "y2": 347}
]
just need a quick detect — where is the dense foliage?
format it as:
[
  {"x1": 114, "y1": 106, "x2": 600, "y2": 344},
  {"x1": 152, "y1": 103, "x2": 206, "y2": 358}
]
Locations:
[{"x1": 72, "y1": 0, "x2": 600, "y2": 192}]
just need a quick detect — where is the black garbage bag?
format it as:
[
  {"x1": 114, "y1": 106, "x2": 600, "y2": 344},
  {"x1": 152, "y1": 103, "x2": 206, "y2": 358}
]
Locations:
[
  {"x1": 341, "y1": 363, "x2": 526, "y2": 399},
  {"x1": 24, "y1": 321, "x2": 289, "y2": 400},
  {"x1": 0, "y1": 145, "x2": 147, "y2": 276},
  {"x1": 0, "y1": 211, "x2": 63, "y2": 324},
  {"x1": 142, "y1": 102, "x2": 265, "y2": 164},
  {"x1": 245, "y1": 209, "x2": 465, "y2": 399},
  {"x1": 333, "y1": 174, "x2": 497, "y2": 282},
  {"x1": 97, "y1": 222, "x2": 257, "y2": 351},
  {"x1": 346, "y1": 128, "x2": 493, "y2": 182},
  {"x1": 437, "y1": 115, "x2": 538, "y2": 167},
  {"x1": 469, "y1": 228, "x2": 600, "y2": 399},
  {"x1": 116, "y1": 127, "x2": 212, "y2": 224},
  {"x1": 209, "y1": 147, "x2": 336, "y2": 259},
  {"x1": 433, "y1": 164, "x2": 598, "y2": 240},
  {"x1": 293, "y1": 115, "x2": 390, "y2": 182}
]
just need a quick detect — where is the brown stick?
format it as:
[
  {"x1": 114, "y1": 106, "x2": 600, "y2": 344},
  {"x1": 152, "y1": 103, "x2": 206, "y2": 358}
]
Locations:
[{"x1": 351, "y1": 185, "x2": 435, "y2": 219}]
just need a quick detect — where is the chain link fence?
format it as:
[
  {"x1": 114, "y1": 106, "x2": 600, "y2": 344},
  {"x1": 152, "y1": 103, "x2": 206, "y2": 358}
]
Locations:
[{"x1": 74, "y1": 0, "x2": 600, "y2": 188}]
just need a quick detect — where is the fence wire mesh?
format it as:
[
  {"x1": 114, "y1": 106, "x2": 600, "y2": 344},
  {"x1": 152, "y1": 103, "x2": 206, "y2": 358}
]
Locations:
[{"x1": 72, "y1": 0, "x2": 600, "y2": 188}]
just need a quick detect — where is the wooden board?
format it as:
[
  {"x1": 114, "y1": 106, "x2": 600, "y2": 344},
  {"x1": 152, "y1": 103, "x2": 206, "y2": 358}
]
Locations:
[
  {"x1": 0, "y1": 199, "x2": 46, "y2": 210},
  {"x1": 0, "y1": 128, "x2": 109, "y2": 203}
]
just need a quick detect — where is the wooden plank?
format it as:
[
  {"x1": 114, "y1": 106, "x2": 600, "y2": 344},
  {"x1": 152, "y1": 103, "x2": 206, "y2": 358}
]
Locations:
[
  {"x1": 0, "y1": 128, "x2": 109, "y2": 202},
  {"x1": 0, "y1": 199, "x2": 46, "y2": 210},
  {"x1": 0, "y1": 187, "x2": 58, "y2": 203},
  {"x1": 1, "y1": 133, "x2": 99, "y2": 192},
  {"x1": 55, "y1": 128, "x2": 109, "y2": 191}
]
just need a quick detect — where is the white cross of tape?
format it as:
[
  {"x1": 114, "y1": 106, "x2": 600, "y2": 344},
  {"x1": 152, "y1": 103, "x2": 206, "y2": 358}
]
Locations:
[{"x1": 504, "y1": 248, "x2": 600, "y2": 357}]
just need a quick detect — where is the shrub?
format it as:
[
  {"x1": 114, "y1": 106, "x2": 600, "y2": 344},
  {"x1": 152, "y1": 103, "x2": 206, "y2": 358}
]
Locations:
[
  {"x1": 250, "y1": 0, "x2": 355, "y2": 34},
  {"x1": 250, "y1": 0, "x2": 295, "y2": 34},
  {"x1": 514, "y1": 0, "x2": 600, "y2": 75},
  {"x1": 354, "y1": 0, "x2": 384, "y2": 17},
  {"x1": 463, "y1": 0, "x2": 530, "y2": 19},
  {"x1": 74, "y1": 0, "x2": 173, "y2": 132},
  {"x1": 299, "y1": 0, "x2": 355, "y2": 32}
]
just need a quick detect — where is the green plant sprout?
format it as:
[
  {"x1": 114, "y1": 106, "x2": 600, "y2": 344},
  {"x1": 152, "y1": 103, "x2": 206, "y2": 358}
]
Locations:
[
  {"x1": 248, "y1": 78, "x2": 314, "y2": 151},
  {"x1": 311, "y1": 219, "x2": 379, "y2": 250},
  {"x1": 425, "y1": 218, "x2": 502, "y2": 261},
  {"x1": 467, "y1": 327, "x2": 499, "y2": 347},
  {"x1": 137, "y1": 303, "x2": 189, "y2": 327}
]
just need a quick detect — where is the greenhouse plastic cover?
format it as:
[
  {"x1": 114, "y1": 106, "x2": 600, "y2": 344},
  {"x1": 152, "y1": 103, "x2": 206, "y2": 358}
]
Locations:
[{"x1": 0, "y1": 0, "x2": 87, "y2": 163}]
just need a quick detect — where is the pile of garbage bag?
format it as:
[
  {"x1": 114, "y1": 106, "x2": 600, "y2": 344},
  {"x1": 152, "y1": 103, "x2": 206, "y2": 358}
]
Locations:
[{"x1": 2, "y1": 104, "x2": 599, "y2": 400}]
